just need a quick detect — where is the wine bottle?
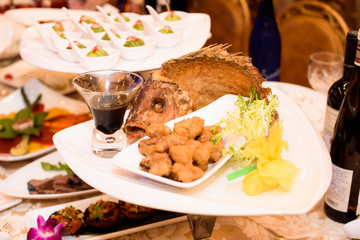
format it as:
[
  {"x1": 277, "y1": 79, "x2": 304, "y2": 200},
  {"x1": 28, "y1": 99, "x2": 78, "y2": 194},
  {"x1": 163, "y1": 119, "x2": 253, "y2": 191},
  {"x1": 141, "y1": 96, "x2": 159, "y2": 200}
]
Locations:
[
  {"x1": 323, "y1": 30, "x2": 358, "y2": 150},
  {"x1": 249, "y1": 0, "x2": 281, "y2": 82},
  {"x1": 324, "y1": 29, "x2": 360, "y2": 223}
]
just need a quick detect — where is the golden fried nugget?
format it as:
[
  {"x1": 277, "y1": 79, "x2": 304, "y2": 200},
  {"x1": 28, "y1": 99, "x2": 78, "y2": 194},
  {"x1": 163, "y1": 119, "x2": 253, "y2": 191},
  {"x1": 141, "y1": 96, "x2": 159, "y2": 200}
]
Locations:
[
  {"x1": 172, "y1": 163, "x2": 203, "y2": 183},
  {"x1": 169, "y1": 145, "x2": 193, "y2": 165},
  {"x1": 173, "y1": 116, "x2": 204, "y2": 139},
  {"x1": 146, "y1": 123, "x2": 172, "y2": 138},
  {"x1": 139, "y1": 152, "x2": 172, "y2": 177}
]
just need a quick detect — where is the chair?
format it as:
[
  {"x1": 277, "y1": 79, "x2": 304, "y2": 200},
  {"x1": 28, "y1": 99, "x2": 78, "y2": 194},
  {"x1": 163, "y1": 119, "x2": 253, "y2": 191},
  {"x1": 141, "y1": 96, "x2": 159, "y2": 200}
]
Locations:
[
  {"x1": 187, "y1": 0, "x2": 251, "y2": 54},
  {"x1": 276, "y1": 0, "x2": 349, "y2": 87}
]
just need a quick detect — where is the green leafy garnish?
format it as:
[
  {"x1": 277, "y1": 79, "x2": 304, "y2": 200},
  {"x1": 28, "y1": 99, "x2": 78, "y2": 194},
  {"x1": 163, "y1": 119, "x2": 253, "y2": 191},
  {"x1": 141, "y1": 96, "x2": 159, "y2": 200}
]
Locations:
[
  {"x1": 41, "y1": 161, "x2": 74, "y2": 175},
  {"x1": 211, "y1": 89, "x2": 279, "y2": 167},
  {"x1": 0, "y1": 88, "x2": 47, "y2": 139}
]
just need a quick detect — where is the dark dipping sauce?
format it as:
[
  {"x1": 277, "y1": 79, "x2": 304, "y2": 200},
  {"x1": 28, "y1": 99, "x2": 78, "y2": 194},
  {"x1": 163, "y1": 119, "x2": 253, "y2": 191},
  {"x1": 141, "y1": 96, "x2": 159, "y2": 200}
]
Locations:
[{"x1": 92, "y1": 105, "x2": 128, "y2": 135}]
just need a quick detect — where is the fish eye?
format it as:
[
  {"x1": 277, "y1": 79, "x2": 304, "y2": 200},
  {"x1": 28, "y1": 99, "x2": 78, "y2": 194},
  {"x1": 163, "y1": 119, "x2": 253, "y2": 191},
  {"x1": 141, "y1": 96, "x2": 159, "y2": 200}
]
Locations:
[{"x1": 152, "y1": 98, "x2": 165, "y2": 113}]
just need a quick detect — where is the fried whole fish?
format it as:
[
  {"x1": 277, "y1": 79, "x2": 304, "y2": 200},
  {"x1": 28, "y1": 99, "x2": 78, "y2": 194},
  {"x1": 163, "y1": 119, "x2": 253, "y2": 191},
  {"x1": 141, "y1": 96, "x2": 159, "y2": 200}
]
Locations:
[
  {"x1": 152, "y1": 44, "x2": 270, "y2": 110},
  {"x1": 125, "y1": 44, "x2": 270, "y2": 143},
  {"x1": 124, "y1": 79, "x2": 193, "y2": 144}
]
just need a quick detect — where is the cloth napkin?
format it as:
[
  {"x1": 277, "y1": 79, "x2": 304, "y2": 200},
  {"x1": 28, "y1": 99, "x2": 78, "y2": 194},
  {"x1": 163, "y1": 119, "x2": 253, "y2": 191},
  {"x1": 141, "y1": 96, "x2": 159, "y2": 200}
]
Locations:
[
  {"x1": 0, "y1": 232, "x2": 12, "y2": 240},
  {"x1": 344, "y1": 218, "x2": 360, "y2": 238}
]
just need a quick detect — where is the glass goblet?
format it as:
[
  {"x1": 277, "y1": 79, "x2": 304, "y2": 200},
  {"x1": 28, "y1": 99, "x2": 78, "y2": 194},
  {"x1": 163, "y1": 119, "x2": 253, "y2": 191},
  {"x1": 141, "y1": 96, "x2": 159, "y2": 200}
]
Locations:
[
  {"x1": 72, "y1": 69, "x2": 143, "y2": 158},
  {"x1": 307, "y1": 51, "x2": 344, "y2": 95}
]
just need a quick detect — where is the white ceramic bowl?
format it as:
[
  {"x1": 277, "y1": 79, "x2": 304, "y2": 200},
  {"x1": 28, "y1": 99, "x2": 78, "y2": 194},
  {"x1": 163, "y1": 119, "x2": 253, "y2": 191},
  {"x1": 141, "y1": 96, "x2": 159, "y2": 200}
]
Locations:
[
  {"x1": 55, "y1": 38, "x2": 97, "y2": 62},
  {"x1": 77, "y1": 46, "x2": 120, "y2": 70},
  {"x1": 119, "y1": 35, "x2": 156, "y2": 61},
  {"x1": 143, "y1": 21, "x2": 183, "y2": 48},
  {"x1": 158, "y1": 11, "x2": 188, "y2": 30}
]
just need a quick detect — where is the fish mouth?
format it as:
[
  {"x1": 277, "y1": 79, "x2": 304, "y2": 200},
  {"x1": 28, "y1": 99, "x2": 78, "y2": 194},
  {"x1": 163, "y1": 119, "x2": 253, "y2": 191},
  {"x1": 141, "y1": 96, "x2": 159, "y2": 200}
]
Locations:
[{"x1": 124, "y1": 121, "x2": 147, "y2": 144}]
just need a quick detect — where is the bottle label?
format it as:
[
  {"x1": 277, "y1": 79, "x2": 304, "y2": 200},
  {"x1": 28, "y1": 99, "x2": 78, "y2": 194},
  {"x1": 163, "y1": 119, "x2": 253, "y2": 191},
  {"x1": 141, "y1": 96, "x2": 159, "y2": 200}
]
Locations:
[
  {"x1": 325, "y1": 164, "x2": 353, "y2": 212},
  {"x1": 323, "y1": 106, "x2": 339, "y2": 150}
]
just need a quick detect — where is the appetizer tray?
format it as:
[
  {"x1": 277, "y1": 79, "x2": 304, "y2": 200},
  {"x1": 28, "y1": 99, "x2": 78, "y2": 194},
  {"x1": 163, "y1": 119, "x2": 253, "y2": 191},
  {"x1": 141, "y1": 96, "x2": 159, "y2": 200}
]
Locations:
[
  {"x1": 53, "y1": 86, "x2": 332, "y2": 216},
  {"x1": 0, "y1": 79, "x2": 89, "y2": 161},
  {"x1": 25, "y1": 194, "x2": 187, "y2": 240},
  {"x1": 19, "y1": 11, "x2": 211, "y2": 73},
  {"x1": 0, "y1": 151, "x2": 98, "y2": 199}
]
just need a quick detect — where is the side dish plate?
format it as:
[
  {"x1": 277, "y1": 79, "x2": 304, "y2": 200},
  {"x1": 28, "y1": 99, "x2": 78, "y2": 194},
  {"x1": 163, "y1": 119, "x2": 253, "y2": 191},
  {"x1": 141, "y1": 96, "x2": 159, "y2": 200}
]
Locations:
[
  {"x1": 0, "y1": 79, "x2": 89, "y2": 161},
  {"x1": 0, "y1": 151, "x2": 98, "y2": 199},
  {"x1": 53, "y1": 87, "x2": 332, "y2": 216}
]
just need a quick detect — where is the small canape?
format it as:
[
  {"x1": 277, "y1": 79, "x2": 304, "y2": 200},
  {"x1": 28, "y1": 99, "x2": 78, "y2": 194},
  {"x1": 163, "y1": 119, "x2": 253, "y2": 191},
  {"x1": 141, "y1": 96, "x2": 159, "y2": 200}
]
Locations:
[
  {"x1": 55, "y1": 38, "x2": 96, "y2": 62},
  {"x1": 119, "y1": 35, "x2": 156, "y2": 61},
  {"x1": 146, "y1": 5, "x2": 188, "y2": 29},
  {"x1": 74, "y1": 44, "x2": 120, "y2": 70},
  {"x1": 48, "y1": 205, "x2": 85, "y2": 236},
  {"x1": 82, "y1": 22, "x2": 114, "y2": 48},
  {"x1": 158, "y1": 10, "x2": 188, "y2": 29},
  {"x1": 84, "y1": 200, "x2": 121, "y2": 230},
  {"x1": 119, "y1": 200, "x2": 155, "y2": 220},
  {"x1": 143, "y1": 20, "x2": 183, "y2": 48}
]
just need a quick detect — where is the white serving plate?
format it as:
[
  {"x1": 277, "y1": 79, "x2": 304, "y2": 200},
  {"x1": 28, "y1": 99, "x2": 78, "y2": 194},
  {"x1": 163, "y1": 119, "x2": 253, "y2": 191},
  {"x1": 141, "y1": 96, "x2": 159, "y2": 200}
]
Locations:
[
  {"x1": 0, "y1": 79, "x2": 89, "y2": 161},
  {"x1": 53, "y1": 87, "x2": 332, "y2": 216},
  {"x1": 20, "y1": 13, "x2": 210, "y2": 73},
  {"x1": 0, "y1": 60, "x2": 77, "y2": 95},
  {"x1": 0, "y1": 23, "x2": 13, "y2": 55},
  {"x1": 0, "y1": 151, "x2": 98, "y2": 199},
  {"x1": 25, "y1": 194, "x2": 187, "y2": 239},
  {"x1": 0, "y1": 191, "x2": 22, "y2": 211},
  {"x1": 112, "y1": 100, "x2": 233, "y2": 188},
  {"x1": 4, "y1": 8, "x2": 100, "y2": 27}
]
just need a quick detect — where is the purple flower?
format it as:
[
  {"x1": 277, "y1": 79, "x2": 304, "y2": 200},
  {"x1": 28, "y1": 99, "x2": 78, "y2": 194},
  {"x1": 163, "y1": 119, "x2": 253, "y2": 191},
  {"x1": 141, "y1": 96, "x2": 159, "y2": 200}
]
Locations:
[{"x1": 27, "y1": 215, "x2": 66, "y2": 240}]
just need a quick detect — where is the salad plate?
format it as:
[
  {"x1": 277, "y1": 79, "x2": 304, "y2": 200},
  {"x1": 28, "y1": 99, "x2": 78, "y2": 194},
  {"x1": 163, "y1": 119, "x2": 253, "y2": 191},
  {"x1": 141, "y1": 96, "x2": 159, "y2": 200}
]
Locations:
[
  {"x1": 25, "y1": 194, "x2": 186, "y2": 239},
  {"x1": 53, "y1": 87, "x2": 332, "y2": 216},
  {"x1": 0, "y1": 151, "x2": 98, "y2": 199},
  {"x1": 0, "y1": 79, "x2": 89, "y2": 161},
  {"x1": 20, "y1": 13, "x2": 211, "y2": 73}
]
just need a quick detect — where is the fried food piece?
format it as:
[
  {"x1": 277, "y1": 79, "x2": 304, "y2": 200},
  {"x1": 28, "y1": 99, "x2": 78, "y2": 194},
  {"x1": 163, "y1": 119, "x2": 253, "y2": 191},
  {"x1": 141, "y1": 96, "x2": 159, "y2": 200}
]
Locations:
[
  {"x1": 138, "y1": 137, "x2": 166, "y2": 156},
  {"x1": 209, "y1": 138, "x2": 224, "y2": 163},
  {"x1": 198, "y1": 125, "x2": 223, "y2": 142},
  {"x1": 151, "y1": 44, "x2": 270, "y2": 110},
  {"x1": 172, "y1": 163, "x2": 203, "y2": 183},
  {"x1": 145, "y1": 123, "x2": 172, "y2": 138},
  {"x1": 124, "y1": 80, "x2": 193, "y2": 144},
  {"x1": 169, "y1": 144, "x2": 193, "y2": 165},
  {"x1": 139, "y1": 152, "x2": 172, "y2": 177},
  {"x1": 193, "y1": 141, "x2": 215, "y2": 171},
  {"x1": 173, "y1": 116, "x2": 204, "y2": 139}
]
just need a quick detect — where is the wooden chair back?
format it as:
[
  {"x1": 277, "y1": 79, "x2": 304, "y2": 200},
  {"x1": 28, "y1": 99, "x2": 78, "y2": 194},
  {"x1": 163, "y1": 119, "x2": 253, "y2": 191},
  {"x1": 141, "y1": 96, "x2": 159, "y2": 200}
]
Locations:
[
  {"x1": 277, "y1": 0, "x2": 349, "y2": 87},
  {"x1": 188, "y1": 0, "x2": 251, "y2": 54}
]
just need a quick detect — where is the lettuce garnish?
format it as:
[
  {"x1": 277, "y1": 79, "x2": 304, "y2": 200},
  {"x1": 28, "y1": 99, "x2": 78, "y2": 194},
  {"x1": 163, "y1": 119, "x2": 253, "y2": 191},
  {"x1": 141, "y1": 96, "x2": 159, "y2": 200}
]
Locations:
[{"x1": 212, "y1": 89, "x2": 279, "y2": 167}]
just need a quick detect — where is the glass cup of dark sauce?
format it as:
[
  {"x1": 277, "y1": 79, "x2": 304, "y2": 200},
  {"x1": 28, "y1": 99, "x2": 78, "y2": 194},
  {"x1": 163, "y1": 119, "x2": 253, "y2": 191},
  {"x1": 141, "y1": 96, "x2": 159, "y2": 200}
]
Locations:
[{"x1": 72, "y1": 69, "x2": 143, "y2": 158}]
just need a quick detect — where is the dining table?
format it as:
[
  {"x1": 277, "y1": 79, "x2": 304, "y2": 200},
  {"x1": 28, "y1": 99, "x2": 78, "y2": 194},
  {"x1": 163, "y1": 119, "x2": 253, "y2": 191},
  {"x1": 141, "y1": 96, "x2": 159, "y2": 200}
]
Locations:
[
  {"x1": 0, "y1": 7, "x2": 353, "y2": 240},
  {"x1": 0, "y1": 63, "x2": 350, "y2": 239}
]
